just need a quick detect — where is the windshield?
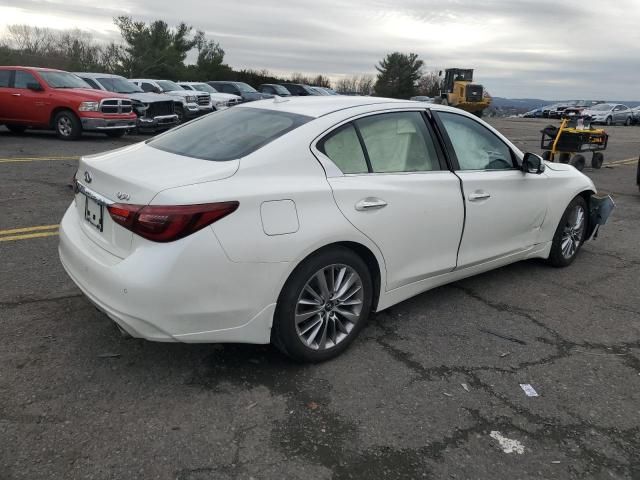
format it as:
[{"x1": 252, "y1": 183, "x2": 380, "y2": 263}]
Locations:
[
  {"x1": 591, "y1": 104, "x2": 613, "y2": 111},
  {"x1": 192, "y1": 83, "x2": 217, "y2": 93},
  {"x1": 97, "y1": 77, "x2": 142, "y2": 94},
  {"x1": 271, "y1": 84, "x2": 290, "y2": 95},
  {"x1": 148, "y1": 107, "x2": 311, "y2": 161},
  {"x1": 156, "y1": 80, "x2": 182, "y2": 92},
  {"x1": 39, "y1": 71, "x2": 90, "y2": 89},
  {"x1": 236, "y1": 82, "x2": 257, "y2": 93}
]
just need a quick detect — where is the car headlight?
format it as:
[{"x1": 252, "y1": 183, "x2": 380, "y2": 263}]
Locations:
[
  {"x1": 185, "y1": 95, "x2": 197, "y2": 103},
  {"x1": 78, "y1": 101, "x2": 100, "y2": 112}
]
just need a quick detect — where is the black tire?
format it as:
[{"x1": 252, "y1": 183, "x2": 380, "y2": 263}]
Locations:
[
  {"x1": 53, "y1": 110, "x2": 81, "y2": 140},
  {"x1": 547, "y1": 196, "x2": 588, "y2": 268},
  {"x1": 570, "y1": 154, "x2": 586, "y2": 171},
  {"x1": 559, "y1": 153, "x2": 571, "y2": 164},
  {"x1": 591, "y1": 152, "x2": 604, "y2": 169},
  {"x1": 605, "y1": 116, "x2": 612, "y2": 126},
  {"x1": 6, "y1": 124, "x2": 27, "y2": 134},
  {"x1": 272, "y1": 247, "x2": 374, "y2": 363},
  {"x1": 542, "y1": 151, "x2": 552, "y2": 161},
  {"x1": 105, "y1": 130, "x2": 126, "y2": 138}
]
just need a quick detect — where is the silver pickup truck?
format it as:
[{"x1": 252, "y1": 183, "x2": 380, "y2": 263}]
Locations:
[{"x1": 75, "y1": 73, "x2": 179, "y2": 131}]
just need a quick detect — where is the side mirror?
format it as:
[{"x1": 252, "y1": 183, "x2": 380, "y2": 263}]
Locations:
[
  {"x1": 27, "y1": 82, "x2": 43, "y2": 91},
  {"x1": 522, "y1": 152, "x2": 545, "y2": 174}
]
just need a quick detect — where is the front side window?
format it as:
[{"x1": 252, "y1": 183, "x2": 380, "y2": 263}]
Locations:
[
  {"x1": 82, "y1": 78, "x2": 100, "y2": 89},
  {"x1": 438, "y1": 112, "x2": 514, "y2": 171},
  {"x1": 318, "y1": 124, "x2": 368, "y2": 174},
  {"x1": 156, "y1": 80, "x2": 182, "y2": 92},
  {"x1": 148, "y1": 107, "x2": 311, "y2": 161},
  {"x1": 97, "y1": 77, "x2": 142, "y2": 94},
  {"x1": 355, "y1": 112, "x2": 440, "y2": 173},
  {"x1": 14, "y1": 71, "x2": 39, "y2": 89}
]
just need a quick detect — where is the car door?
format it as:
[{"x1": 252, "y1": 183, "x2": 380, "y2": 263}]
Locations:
[
  {"x1": 318, "y1": 110, "x2": 465, "y2": 290},
  {"x1": 0, "y1": 69, "x2": 15, "y2": 121},
  {"x1": 434, "y1": 110, "x2": 548, "y2": 268},
  {"x1": 7, "y1": 70, "x2": 48, "y2": 125}
]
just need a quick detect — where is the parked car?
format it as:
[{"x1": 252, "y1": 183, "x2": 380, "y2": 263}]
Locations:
[
  {"x1": 410, "y1": 96, "x2": 434, "y2": 103},
  {"x1": 631, "y1": 106, "x2": 640, "y2": 125},
  {"x1": 561, "y1": 100, "x2": 604, "y2": 118},
  {"x1": 129, "y1": 79, "x2": 212, "y2": 122},
  {"x1": 60, "y1": 97, "x2": 613, "y2": 362},
  {"x1": 176, "y1": 82, "x2": 242, "y2": 109},
  {"x1": 582, "y1": 103, "x2": 633, "y2": 126},
  {"x1": 308, "y1": 86, "x2": 331, "y2": 95},
  {"x1": 75, "y1": 73, "x2": 178, "y2": 131},
  {"x1": 522, "y1": 107, "x2": 545, "y2": 118},
  {"x1": 280, "y1": 83, "x2": 321, "y2": 96},
  {"x1": 258, "y1": 83, "x2": 292, "y2": 96},
  {"x1": 312, "y1": 87, "x2": 340, "y2": 96},
  {"x1": 207, "y1": 81, "x2": 272, "y2": 102},
  {"x1": 0, "y1": 66, "x2": 136, "y2": 139}
]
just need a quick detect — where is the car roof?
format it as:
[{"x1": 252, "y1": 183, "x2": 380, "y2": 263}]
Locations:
[
  {"x1": 237, "y1": 96, "x2": 428, "y2": 118},
  {"x1": 177, "y1": 81, "x2": 204, "y2": 84},
  {"x1": 75, "y1": 72, "x2": 125, "y2": 79},
  {"x1": 0, "y1": 66, "x2": 65, "y2": 72}
]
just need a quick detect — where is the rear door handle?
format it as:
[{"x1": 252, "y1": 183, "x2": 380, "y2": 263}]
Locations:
[
  {"x1": 469, "y1": 192, "x2": 491, "y2": 201},
  {"x1": 355, "y1": 197, "x2": 388, "y2": 211}
]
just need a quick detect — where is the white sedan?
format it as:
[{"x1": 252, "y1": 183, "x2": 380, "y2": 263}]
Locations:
[{"x1": 59, "y1": 97, "x2": 614, "y2": 362}]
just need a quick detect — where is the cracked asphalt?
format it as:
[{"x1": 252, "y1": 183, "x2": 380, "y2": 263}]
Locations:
[{"x1": 1, "y1": 119, "x2": 639, "y2": 480}]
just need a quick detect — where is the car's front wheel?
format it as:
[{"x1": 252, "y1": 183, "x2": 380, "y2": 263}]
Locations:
[
  {"x1": 54, "y1": 110, "x2": 81, "y2": 140},
  {"x1": 272, "y1": 247, "x2": 373, "y2": 362},
  {"x1": 548, "y1": 196, "x2": 588, "y2": 267}
]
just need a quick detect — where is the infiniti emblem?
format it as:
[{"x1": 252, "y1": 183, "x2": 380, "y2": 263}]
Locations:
[
  {"x1": 116, "y1": 192, "x2": 131, "y2": 201},
  {"x1": 84, "y1": 171, "x2": 92, "y2": 183}
]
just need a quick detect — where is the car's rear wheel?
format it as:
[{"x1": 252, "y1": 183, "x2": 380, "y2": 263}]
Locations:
[
  {"x1": 591, "y1": 152, "x2": 604, "y2": 169},
  {"x1": 272, "y1": 247, "x2": 373, "y2": 362},
  {"x1": 548, "y1": 196, "x2": 588, "y2": 268},
  {"x1": 570, "y1": 154, "x2": 586, "y2": 171},
  {"x1": 54, "y1": 110, "x2": 81, "y2": 140},
  {"x1": 6, "y1": 124, "x2": 27, "y2": 134},
  {"x1": 605, "y1": 116, "x2": 612, "y2": 126}
]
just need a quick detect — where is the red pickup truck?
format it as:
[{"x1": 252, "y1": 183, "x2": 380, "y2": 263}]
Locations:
[{"x1": 0, "y1": 66, "x2": 137, "y2": 140}]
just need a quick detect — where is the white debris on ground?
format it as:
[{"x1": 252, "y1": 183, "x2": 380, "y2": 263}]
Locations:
[{"x1": 489, "y1": 431, "x2": 526, "y2": 454}]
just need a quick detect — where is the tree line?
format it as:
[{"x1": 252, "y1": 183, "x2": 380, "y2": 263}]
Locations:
[{"x1": 0, "y1": 18, "x2": 442, "y2": 99}]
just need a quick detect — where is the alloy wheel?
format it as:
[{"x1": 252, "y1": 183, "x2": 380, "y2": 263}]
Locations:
[
  {"x1": 561, "y1": 204, "x2": 585, "y2": 259},
  {"x1": 58, "y1": 116, "x2": 73, "y2": 137},
  {"x1": 295, "y1": 264, "x2": 364, "y2": 351}
]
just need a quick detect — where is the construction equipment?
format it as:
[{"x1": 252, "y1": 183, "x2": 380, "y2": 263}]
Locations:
[
  {"x1": 436, "y1": 68, "x2": 491, "y2": 117},
  {"x1": 540, "y1": 117, "x2": 608, "y2": 172}
]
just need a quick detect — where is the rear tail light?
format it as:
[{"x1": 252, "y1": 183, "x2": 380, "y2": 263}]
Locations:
[{"x1": 107, "y1": 202, "x2": 239, "y2": 242}]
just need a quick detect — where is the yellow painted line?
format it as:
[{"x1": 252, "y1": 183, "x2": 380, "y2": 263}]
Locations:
[
  {"x1": 0, "y1": 224, "x2": 59, "y2": 236},
  {"x1": 0, "y1": 231, "x2": 59, "y2": 242},
  {"x1": 0, "y1": 156, "x2": 79, "y2": 164},
  {"x1": 607, "y1": 157, "x2": 638, "y2": 165}
]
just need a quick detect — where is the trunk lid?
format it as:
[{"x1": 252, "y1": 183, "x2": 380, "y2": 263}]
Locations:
[{"x1": 74, "y1": 142, "x2": 239, "y2": 258}]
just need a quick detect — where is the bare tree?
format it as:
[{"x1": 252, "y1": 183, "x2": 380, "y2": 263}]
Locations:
[
  {"x1": 357, "y1": 75, "x2": 374, "y2": 95},
  {"x1": 417, "y1": 71, "x2": 442, "y2": 97},
  {"x1": 6, "y1": 24, "x2": 54, "y2": 54}
]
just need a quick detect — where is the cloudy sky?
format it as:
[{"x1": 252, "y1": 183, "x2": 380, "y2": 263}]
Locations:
[{"x1": 1, "y1": 0, "x2": 640, "y2": 99}]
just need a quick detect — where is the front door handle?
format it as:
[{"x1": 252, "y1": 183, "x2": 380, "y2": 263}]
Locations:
[
  {"x1": 11, "y1": 93, "x2": 21, "y2": 97},
  {"x1": 469, "y1": 192, "x2": 491, "y2": 201},
  {"x1": 355, "y1": 197, "x2": 388, "y2": 211}
]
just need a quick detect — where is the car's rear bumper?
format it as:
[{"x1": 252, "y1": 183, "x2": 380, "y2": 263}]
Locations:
[
  {"x1": 58, "y1": 203, "x2": 287, "y2": 344},
  {"x1": 81, "y1": 117, "x2": 136, "y2": 131}
]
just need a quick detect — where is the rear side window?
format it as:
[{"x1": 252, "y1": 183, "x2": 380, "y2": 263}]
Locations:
[
  {"x1": 318, "y1": 124, "x2": 368, "y2": 174},
  {"x1": 355, "y1": 112, "x2": 439, "y2": 172},
  {"x1": 148, "y1": 107, "x2": 311, "y2": 161},
  {"x1": 0, "y1": 70, "x2": 11, "y2": 87}
]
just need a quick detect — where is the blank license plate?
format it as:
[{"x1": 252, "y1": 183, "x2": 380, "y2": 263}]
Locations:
[{"x1": 84, "y1": 195, "x2": 104, "y2": 232}]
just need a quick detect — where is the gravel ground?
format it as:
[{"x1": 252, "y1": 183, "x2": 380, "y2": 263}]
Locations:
[{"x1": 1, "y1": 118, "x2": 639, "y2": 480}]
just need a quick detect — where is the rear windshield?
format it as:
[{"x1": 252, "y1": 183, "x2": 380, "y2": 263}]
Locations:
[{"x1": 148, "y1": 107, "x2": 312, "y2": 161}]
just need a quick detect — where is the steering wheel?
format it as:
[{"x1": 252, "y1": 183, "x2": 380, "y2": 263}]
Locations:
[{"x1": 486, "y1": 158, "x2": 513, "y2": 170}]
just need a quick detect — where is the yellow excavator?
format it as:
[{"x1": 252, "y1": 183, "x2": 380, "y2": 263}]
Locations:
[{"x1": 436, "y1": 68, "x2": 491, "y2": 117}]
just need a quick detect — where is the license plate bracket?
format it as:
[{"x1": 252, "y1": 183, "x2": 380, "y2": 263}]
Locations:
[{"x1": 84, "y1": 195, "x2": 104, "y2": 232}]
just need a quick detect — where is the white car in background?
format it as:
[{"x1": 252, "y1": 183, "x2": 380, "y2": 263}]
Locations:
[
  {"x1": 59, "y1": 97, "x2": 613, "y2": 362},
  {"x1": 583, "y1": 103, "x2": 633, "y2": 126},
  {"x1": 129, "y1": 79, "x2": 212, "y2": 122},
  {"x1": 177, "y1": 81, "x2": 242, "y2": 109}
]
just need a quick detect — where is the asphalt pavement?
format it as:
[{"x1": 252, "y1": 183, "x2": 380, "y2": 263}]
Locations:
[{"x1": 1, "y1": 119, "x2": 639, "y2": 480}]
